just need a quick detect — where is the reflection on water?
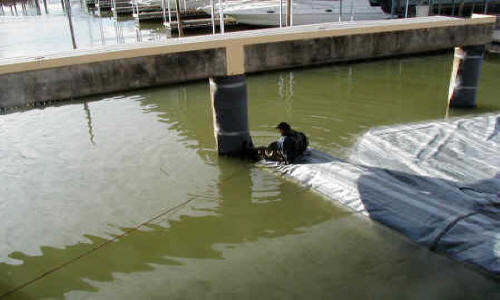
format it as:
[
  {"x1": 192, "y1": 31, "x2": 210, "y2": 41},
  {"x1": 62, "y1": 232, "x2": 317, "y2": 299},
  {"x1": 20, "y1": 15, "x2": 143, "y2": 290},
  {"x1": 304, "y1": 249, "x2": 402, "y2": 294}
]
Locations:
[
  {"x1": 1, "y1": 54, "x2": 500, "y2": 298},
  {"x1": 0, "y1": 0, "x2": 170, "y2": 58},
  {"x1": 83, "y1": 102, "x2": 96, "y2": 145},
  {"x1": 278, "y1": 72, "x2": 295, "y2": 117},
  {"x1": 0, "y1": 0, "x2": 44, "y2": 16},
  {"x1": 249, "y1": 53, "x2": 500, "y2": 158},
  {"x1": 0, "y1": 158, "x2": 340, "y2": 299}
]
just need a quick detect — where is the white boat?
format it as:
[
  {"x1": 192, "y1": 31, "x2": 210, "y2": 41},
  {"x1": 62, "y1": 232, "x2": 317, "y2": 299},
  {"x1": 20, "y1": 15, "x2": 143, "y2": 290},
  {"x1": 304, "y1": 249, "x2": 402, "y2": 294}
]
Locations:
[
  {"x1": 201, "y1": 0, "x2": 390, "y2": 26},
  {"x1": 133, "y1": 0, "x2": 210, "y2": 11}
]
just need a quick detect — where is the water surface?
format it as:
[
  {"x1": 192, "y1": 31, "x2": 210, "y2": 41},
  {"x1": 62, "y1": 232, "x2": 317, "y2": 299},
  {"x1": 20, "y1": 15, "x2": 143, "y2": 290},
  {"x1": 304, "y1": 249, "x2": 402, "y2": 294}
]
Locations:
[
  {"x1": 0, "y1": 0, "x2": 169, "y2": 58},
  {"x1": 1, "y1": 54, "x2": 499, "y2": 299}
]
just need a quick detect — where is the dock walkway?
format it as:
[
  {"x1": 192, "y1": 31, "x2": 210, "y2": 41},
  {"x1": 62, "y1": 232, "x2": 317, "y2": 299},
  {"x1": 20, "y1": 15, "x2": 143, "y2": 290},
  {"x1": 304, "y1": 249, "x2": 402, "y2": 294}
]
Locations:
[
  {"x1": 165, "y1": 16, "x2": 237, "y2": 32},
  {"x1": 0, "y1": 15, "x2": 496, "y2": 109}
]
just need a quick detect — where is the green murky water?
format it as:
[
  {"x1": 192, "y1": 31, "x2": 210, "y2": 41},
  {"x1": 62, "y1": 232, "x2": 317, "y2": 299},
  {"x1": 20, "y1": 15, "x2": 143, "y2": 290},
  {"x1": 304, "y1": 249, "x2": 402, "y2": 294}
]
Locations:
[{"x1": 1, "y1": 54, "x2": 500, "y2": 299}]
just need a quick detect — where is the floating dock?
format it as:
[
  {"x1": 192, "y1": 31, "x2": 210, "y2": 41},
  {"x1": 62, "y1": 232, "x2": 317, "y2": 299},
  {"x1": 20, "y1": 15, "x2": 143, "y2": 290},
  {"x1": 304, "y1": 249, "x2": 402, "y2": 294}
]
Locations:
[
  {"x1": 85, "y1": 0, "x2": 96, "y2": 8},
  {"x1": 165, "y1": 16, "x2": 237, "y2": 32},
  {"x1": 131, "y1": 0, "x2": 205, "y2": 22},
  {"x1": 112, "y1": 0, "x2": 133, "y2": 16},
  {"x1": 373, "y1": 0, "x2": 500, "y2": 17},
  {"x1": 95, "y1": 0, "x2": 111, "y2": 11}
]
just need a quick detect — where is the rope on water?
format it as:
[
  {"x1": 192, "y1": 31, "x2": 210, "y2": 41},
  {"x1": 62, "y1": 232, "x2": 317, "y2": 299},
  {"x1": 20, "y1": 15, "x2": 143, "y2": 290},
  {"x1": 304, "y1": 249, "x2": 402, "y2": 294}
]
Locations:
[
  {"x1": 0, "y1": 194, "x2": 198, "y2": 299},
  {"x1": 1, "y1": 163, "x2": 246, "y2": 299}
]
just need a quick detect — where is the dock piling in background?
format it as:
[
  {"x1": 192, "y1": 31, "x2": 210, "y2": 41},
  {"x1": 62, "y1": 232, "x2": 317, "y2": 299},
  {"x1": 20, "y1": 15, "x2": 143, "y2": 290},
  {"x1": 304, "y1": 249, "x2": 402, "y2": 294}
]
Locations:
[
  {"x1": 286, "y1": 0, "x2": 291, "y2": 26},
  {"x1": 339, "y1": 0, "x2": 342, "y2": 22},
  {"x1": 218, "y1": 0, "x2": 224, "y2": 33},
  {"x1": 34, "y1": 0, "x2": 41, "y2": 15},
  {"x1": 167, "y1": 0, "x2": 172, "y2": 23},
  {"x1": 210, "y1": 0, "x2": 216, "y2": 34},
  {"x1": 279, "y1": 0, "x2": 283, "y2": 27},
  {"x1": 174, "y1": 0, "x2": 184, "y2": 36},
  {"x1": 64, "y1": 0, "x2": 77, "y2": 49}
]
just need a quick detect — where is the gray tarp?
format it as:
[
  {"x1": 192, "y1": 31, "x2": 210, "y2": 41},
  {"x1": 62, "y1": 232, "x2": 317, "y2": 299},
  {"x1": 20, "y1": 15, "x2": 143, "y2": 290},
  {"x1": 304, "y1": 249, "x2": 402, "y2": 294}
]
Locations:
[{"x1": 266, "y1": 114, "x2": 500, "y2": 275}]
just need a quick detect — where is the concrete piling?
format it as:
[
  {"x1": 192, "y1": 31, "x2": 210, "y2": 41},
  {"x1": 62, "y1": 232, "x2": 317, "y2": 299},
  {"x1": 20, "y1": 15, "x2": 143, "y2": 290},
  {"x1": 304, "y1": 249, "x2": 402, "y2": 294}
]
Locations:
[
  {"x1": 174, "y1": 0, "x2": 184, "y2": 37},
  {"x1": 448, "y1": 45, "x2": 485, "y2": 108},
  {"x1": 35, "y1": 0, "x2": 41, "y2": 15},
  {"x1": 210, "y1": 75, "x2": 254, "y2": 155},
  {"x1": 286, "y1": 0, "x2": 291, "y2": 26},
  {"x1": 64, "y1": 0, "x2": 77, "y2": 49}
]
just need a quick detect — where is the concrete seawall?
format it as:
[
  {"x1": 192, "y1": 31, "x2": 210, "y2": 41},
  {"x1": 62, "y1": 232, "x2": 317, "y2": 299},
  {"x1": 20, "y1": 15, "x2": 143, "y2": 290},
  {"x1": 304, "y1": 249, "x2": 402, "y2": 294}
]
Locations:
[{"x1": 0, "y1": 15, "x2": 495, "y2": 110}]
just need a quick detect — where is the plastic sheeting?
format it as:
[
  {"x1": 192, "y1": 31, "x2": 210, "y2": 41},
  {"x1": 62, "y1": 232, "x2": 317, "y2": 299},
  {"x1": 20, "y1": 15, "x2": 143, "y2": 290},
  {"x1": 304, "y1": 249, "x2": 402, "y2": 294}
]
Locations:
[{"x1": 266, "y1": 114, "x2": 500, "y2": 275}]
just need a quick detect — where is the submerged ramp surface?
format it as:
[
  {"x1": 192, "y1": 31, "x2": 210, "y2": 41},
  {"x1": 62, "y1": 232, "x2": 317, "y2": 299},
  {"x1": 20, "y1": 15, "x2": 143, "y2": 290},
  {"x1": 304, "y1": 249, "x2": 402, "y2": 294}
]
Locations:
[{"x1": 271, "y1": 114, "x2": 499, "y2": 275}]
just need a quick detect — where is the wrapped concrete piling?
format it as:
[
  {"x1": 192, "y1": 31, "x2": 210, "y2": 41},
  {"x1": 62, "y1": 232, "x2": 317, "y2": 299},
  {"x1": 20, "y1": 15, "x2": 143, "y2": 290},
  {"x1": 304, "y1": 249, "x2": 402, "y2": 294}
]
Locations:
[
  {"x1": 448, "y1": 45, "x2": 485, "y2": 108},
  {"x1": 210, "y1": 75, "x2": 254, "y2": 155}
]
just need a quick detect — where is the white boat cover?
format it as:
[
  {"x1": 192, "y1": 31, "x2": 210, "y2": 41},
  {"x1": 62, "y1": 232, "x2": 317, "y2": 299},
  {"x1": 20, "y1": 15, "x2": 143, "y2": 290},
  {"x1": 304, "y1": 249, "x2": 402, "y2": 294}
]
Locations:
[{"x1": 265, "y1": 114, "x2": 500, "y2": 275}]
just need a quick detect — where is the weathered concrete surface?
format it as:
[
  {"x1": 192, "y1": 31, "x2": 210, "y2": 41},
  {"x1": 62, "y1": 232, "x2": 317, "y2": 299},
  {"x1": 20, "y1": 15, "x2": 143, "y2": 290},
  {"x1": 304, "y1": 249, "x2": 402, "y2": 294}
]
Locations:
[
  {"x1": 244, "y1": 24, "x2": 493, "y2": 72},
  {"x1": 0, "y1": 15, "x2": 496, "y2": 110},
  {"x1": 1, "y1": 49, "x2": 226, "y2": 109}
]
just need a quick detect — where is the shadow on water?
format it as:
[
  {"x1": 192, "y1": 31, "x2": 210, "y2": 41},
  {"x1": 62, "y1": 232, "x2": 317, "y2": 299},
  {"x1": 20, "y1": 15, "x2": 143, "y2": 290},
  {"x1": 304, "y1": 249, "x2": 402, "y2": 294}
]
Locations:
[
  {"x1": 137, "y1": 85, "x2": 217, "y2": 162},
  {"x1": 0, "y1": 158, "x2": 343, "y2": 299}
]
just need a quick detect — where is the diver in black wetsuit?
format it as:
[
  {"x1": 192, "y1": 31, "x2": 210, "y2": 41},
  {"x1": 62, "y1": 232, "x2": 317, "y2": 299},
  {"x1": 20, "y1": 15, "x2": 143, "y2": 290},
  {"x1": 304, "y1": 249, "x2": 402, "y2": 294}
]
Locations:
[{"x1": 255, "y1": 122, "x2": 308, "y2": 164}]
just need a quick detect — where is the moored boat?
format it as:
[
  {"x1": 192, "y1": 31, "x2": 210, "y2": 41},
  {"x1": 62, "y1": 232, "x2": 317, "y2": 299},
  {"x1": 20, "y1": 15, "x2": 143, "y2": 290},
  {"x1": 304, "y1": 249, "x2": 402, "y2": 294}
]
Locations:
[{"x1": 200, "y1": 0, "x2": 390, "y2": 26}]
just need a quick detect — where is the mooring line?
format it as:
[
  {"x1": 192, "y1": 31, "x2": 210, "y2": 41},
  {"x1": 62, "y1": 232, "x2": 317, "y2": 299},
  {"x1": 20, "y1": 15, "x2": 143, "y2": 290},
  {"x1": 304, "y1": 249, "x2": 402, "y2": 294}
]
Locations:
[
  {"x1": 2, "y1": 163, "x2": 246, "y2": 299},
  {"x1": 0, "y1": 196, "x2": 198, "y2": 299}
]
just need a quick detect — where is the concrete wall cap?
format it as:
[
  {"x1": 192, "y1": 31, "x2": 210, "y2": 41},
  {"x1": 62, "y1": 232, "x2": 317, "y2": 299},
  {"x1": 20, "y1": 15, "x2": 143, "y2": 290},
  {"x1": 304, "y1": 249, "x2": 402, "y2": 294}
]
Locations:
[{"x1": 0, "y1": 15, "x2": 495, "y2": 75}]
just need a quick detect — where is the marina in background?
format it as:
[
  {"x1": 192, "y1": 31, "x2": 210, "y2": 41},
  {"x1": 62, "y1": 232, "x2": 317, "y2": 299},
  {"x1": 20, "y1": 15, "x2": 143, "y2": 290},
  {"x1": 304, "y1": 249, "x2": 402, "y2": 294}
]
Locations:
[{"x1": 1, "y1": 0, "x2": 499, "y2": 58}]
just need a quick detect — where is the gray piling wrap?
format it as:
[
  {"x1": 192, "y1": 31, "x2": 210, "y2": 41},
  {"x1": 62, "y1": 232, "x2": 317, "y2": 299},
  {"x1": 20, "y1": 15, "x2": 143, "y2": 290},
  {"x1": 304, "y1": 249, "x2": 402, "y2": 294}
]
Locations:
[{"x1": 210, "y1": 74, "x2": 254, "y2": 155}]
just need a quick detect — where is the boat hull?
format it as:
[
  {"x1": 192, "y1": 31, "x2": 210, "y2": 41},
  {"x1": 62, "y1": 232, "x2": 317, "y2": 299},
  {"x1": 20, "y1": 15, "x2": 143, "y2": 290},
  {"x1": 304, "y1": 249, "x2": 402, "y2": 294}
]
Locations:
[
  {"x1": 201, "y1": 1, "x2": 390, "y2": 26},
  {"x1": 226, "y1": 11, "x2": 389, "y2": 26}
]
